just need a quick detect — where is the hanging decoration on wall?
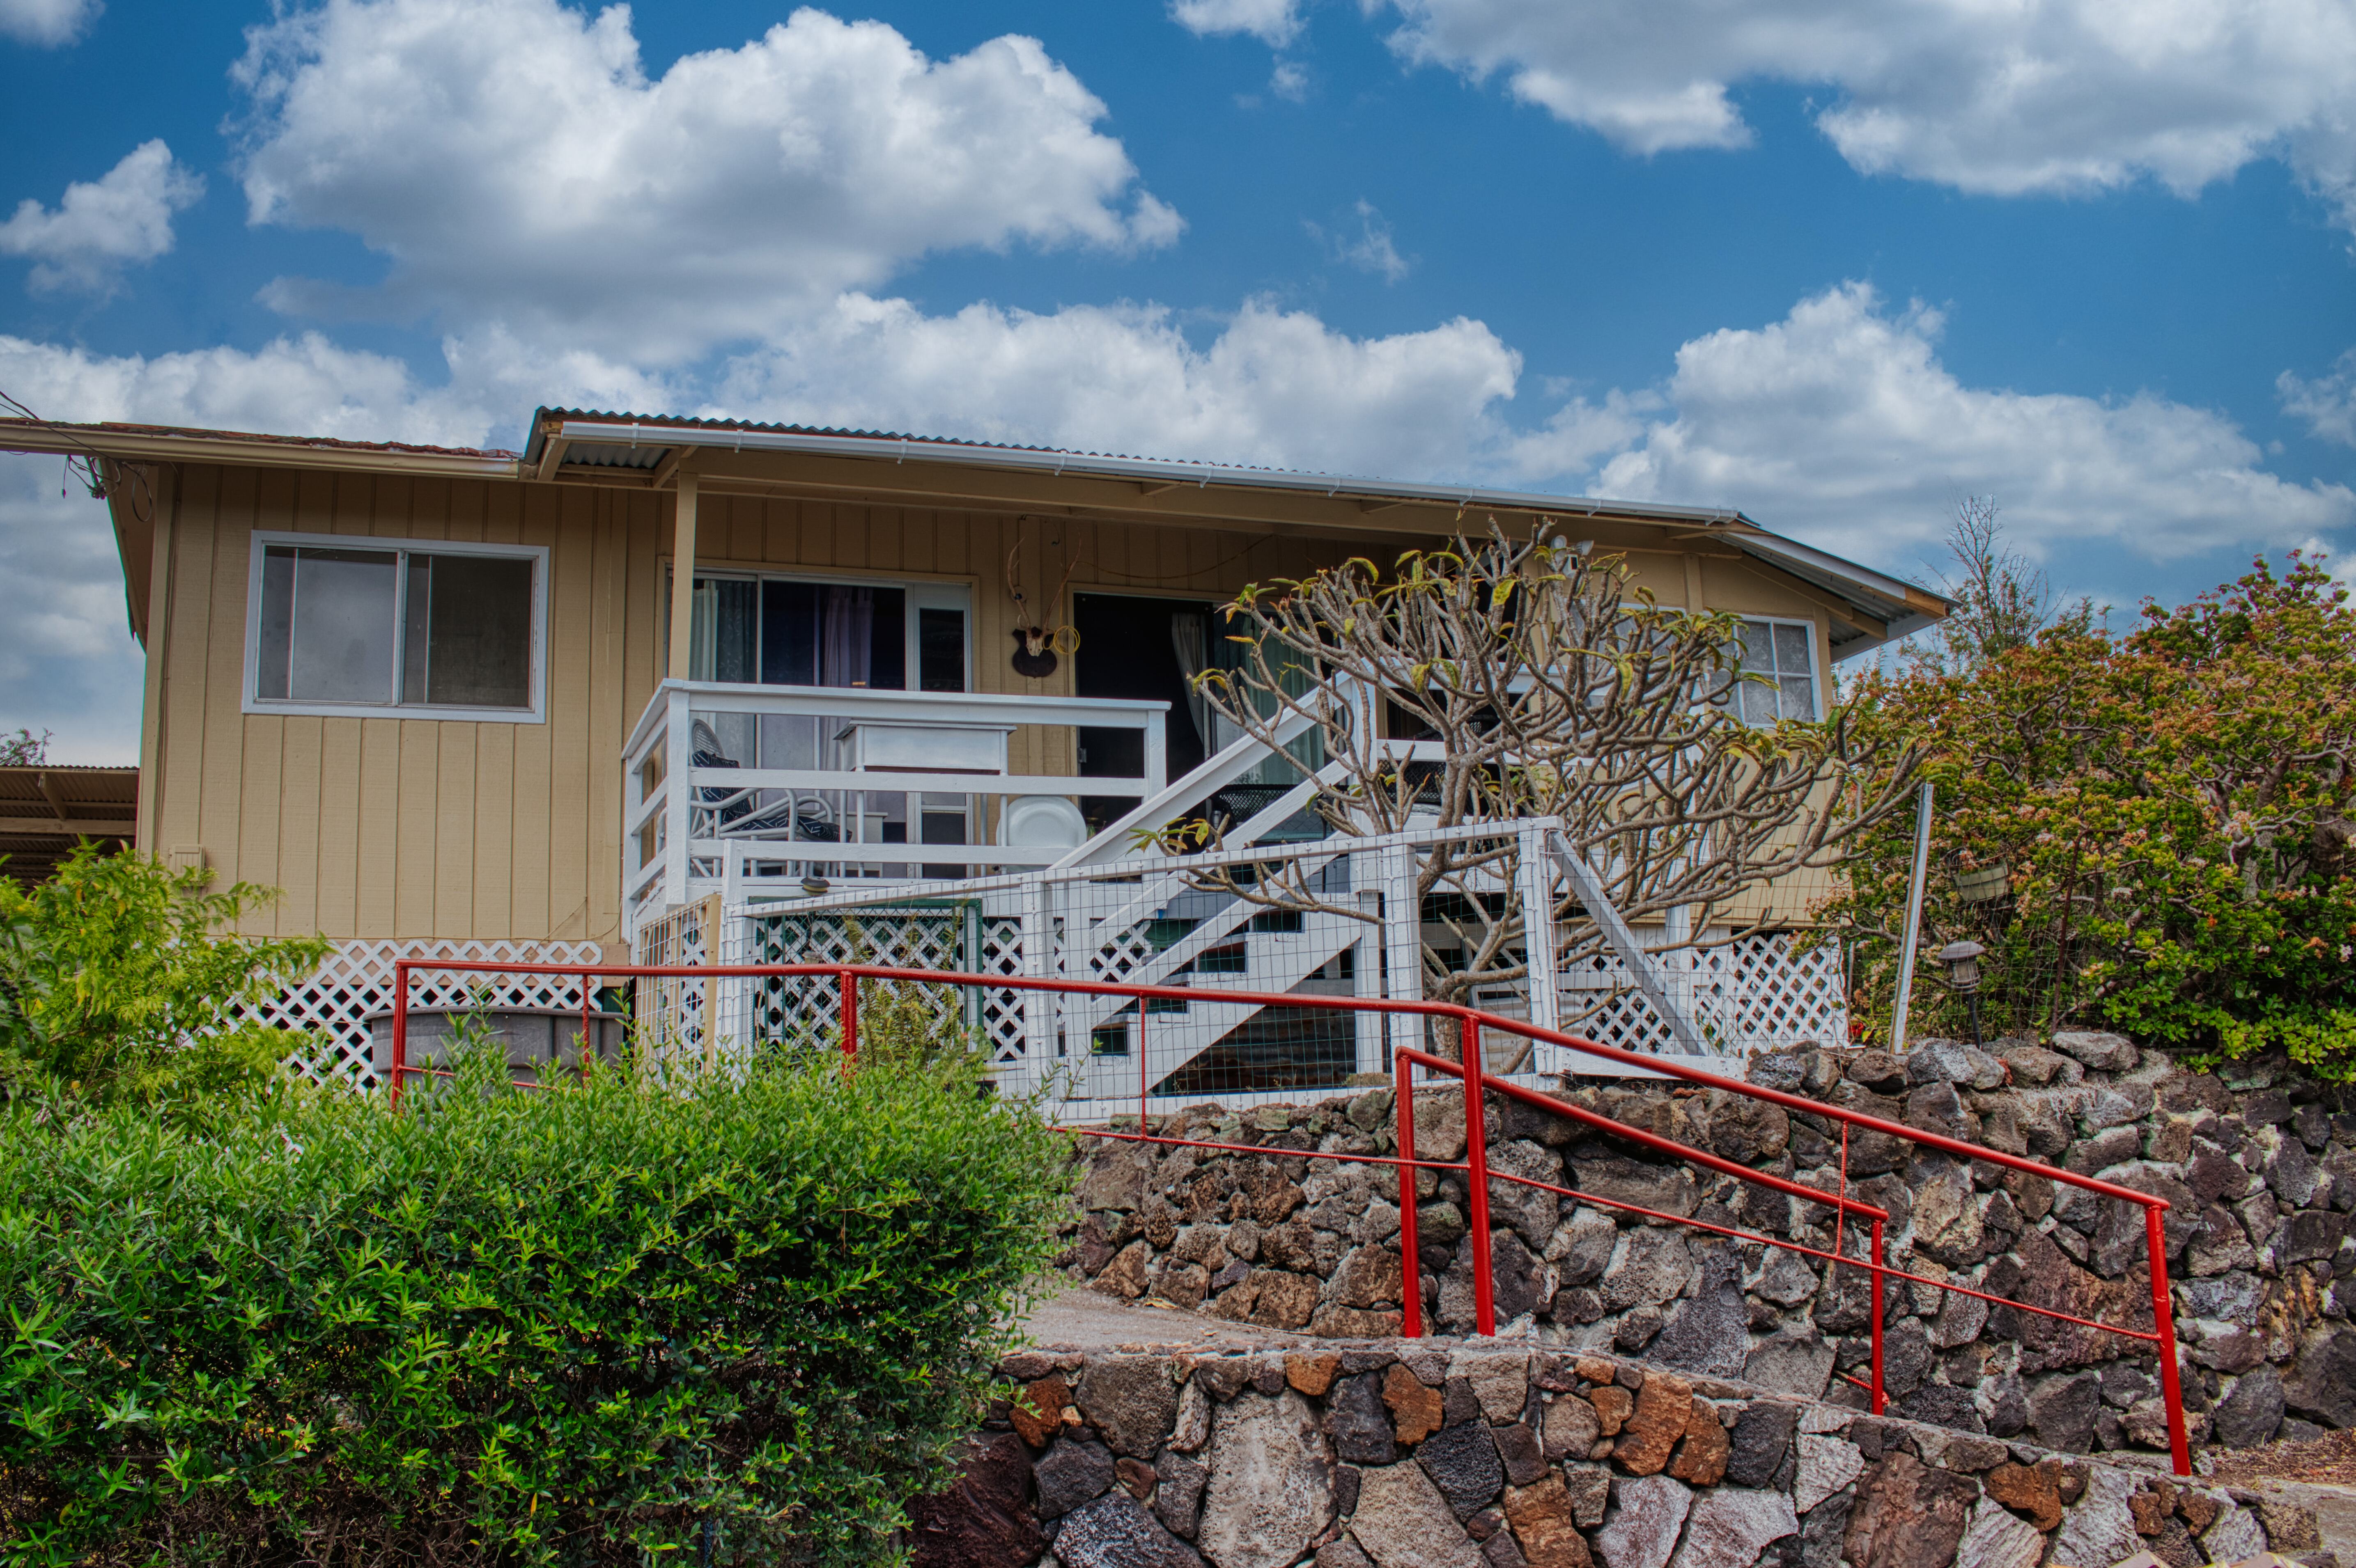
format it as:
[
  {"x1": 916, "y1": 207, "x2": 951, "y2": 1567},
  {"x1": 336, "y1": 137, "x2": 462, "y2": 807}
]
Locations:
[
  {"x1": 1006, "y1": 516, "x2": 1082, "y2": 678},
  {"x1": 1010, "y1": 623, "x2": 1081, "y2": 679}
]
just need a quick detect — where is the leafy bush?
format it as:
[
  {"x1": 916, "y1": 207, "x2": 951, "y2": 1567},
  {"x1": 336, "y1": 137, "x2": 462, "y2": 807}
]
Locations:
[
  {"x1": 0, "y1": 846, "x2": 330, "y2": 1122},
  {"x1": 0, "y1": 1036, "x2": 1069, "y2": 1566},
  {"x1": 1825, "y1": 555, "x2": 2356, "y2": 1074}
]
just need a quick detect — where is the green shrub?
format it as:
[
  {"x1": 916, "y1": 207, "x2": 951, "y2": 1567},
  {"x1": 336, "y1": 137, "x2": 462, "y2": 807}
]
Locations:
[
  {"x1": 1821, "y1": 555, "x2": 2356, "y2": 1072},
  {"x1": 0, "y1": 1036, "x2": 1070, "y2": 1566},
  {"x1": 0, "y1": 846, "x2": 330, "y2": 1123}
]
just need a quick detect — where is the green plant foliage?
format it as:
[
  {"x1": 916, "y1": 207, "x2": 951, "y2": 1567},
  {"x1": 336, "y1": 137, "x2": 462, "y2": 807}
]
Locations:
[
  {"x1": 0, "y1": 1027, "x2": 1070, "y2": 1566},
  {"x1": 1823, "y1": 554, "x2": 2356, "y2": 1074},
  {"x1": 0, "y1": 846, "x2": 332, "y2": 1123}
]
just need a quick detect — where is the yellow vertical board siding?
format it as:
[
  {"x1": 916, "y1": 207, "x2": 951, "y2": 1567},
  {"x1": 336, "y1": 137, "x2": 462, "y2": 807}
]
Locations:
[
  {"x1": 312, "y1": 716, "x2": 359, "y2": 935},
  {"x1": 352, "y1": 718, "x2": 399, "y2": 935},
  {"x1": 508, "y1": 481, "x2": 562, "y2": 939},
  {"x1": 470, "y1": 482, "x2": 522, "y2": 937},
  {"x1": 158, "y1": 465, "x2": 222, "y2": 871},
  {"x1": 432, "y1": 722, "x2": 479, "y2": 937},
  {"x1": 276, "y1": 716, "x2": 324, "y2": 935},
  {"x1": 542, "y1": 483, "x2": 593, "y2": 940},
  {"x1": 588, "y1": 488, "x2": 629, "y2": 945},
  {"x1": 194, "y1": 467, "x2": 255, "y2": 888},
  {"x1": 393, "y1": 723, "x2": 439, "y2": 936}
]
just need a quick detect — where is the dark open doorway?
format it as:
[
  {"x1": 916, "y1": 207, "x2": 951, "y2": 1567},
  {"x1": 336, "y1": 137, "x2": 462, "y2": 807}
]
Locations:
[{"x1": 1074, "y1": 593, "x2": 1213, "y2": 832}]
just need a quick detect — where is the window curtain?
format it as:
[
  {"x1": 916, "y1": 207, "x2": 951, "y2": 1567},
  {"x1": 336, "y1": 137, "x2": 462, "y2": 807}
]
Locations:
[
  {"x1": 821, "y1": 586, "x2": 873, "y2": 688},
  {"x1": 1169, "y1": 610, "x2": 1213, "y2": 751}
]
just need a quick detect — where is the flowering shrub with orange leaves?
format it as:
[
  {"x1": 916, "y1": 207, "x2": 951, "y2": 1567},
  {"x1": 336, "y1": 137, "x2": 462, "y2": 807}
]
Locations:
[{"x1": 1822, "y1": 555, "x2": 2356, "y2": 1077}]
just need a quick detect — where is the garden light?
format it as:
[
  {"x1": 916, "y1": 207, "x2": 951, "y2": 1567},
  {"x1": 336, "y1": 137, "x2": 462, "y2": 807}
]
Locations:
[{"x1": 1938, "y1": 938, "x2": 1987, "y2": 1045}]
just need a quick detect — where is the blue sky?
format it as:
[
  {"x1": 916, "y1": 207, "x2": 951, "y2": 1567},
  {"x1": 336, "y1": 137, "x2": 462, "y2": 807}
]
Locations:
[{"x1": 4, "y1": 0, "x2": 2354, "y2": 760}]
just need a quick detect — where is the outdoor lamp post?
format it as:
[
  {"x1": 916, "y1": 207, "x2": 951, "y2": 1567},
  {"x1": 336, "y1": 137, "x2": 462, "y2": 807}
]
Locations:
[{"x1": 1938, "y1": 939, "x2": 1987, "y2": 1046}]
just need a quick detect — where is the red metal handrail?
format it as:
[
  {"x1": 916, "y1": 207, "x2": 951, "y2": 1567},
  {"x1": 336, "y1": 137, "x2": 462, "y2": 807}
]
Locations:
[{"x1": 384, "y1": 956, "x2": 2188, "y2": 1474}]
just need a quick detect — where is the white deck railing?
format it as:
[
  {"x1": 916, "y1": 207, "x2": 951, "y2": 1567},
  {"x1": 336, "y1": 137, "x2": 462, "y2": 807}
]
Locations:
[{"x1": 622, "y1": 679, "x2": 1169, "y2": 937}]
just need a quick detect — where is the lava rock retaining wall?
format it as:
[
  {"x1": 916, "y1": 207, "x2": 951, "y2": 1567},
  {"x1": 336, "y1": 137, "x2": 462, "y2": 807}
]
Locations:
[
  {"x1": 910, "y1": 1342, "x2": 2331, "y2": 1568},
  {"x1": 1055, "y1": 1033, "x2": 2356, "y2": 1461}
]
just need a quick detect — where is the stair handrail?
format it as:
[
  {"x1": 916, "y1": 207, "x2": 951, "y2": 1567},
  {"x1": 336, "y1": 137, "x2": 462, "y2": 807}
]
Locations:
[{"x1": 1051, "y1": 706, "x2": 1324, "y2": 869}]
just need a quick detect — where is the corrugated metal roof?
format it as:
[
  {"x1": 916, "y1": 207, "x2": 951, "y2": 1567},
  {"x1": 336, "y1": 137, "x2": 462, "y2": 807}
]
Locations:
[
  {"x1": 525, "y1": 406, "x2": 1215, "y2": 472},
  {"x1": 0, "y1": 765, "x2": 138, "y2": 887}
]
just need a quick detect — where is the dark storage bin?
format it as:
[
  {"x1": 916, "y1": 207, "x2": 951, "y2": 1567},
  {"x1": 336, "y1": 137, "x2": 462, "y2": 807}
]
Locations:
[{"x1": 365, "y1": 1006, "x2": 626, "y2": 1088}]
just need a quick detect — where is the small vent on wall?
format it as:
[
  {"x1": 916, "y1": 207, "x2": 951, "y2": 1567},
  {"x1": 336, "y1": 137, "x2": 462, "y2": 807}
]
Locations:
[{"x1": 166, "y1": 845, "x2": 209, "y2": 876}]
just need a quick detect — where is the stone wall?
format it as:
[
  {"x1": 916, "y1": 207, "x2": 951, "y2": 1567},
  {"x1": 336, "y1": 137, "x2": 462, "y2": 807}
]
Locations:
[
  {"x1": 1054, "y1": 1034, "x2": 2356, "y2": 1461},
  {"x1": 909, "y1": 1341, "x2": 2334, "y2": 1568}
]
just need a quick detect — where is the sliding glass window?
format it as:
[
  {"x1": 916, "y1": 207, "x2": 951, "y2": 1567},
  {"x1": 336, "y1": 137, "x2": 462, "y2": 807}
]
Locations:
[{"x1": 246, "y1": 534, "x2": 547, "y2": 721}]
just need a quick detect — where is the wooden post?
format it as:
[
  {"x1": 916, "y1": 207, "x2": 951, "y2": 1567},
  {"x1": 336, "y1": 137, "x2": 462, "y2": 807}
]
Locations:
[{"x1": 666, "y1": 471, "x2": 698, "y2": 681}]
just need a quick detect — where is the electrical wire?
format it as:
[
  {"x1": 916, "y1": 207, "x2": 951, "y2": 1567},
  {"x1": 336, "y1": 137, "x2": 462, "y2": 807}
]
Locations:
[{"x1": 0, "y1": 385, "x2": 161, "y2": 526}]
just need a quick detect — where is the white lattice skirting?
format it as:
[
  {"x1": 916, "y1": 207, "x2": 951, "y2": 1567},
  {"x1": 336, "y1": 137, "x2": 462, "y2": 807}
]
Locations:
[
  {"x1": 244, "y1": 939, "x2": 605, "y2": 1088},
  {"x1": 1555, "y1": 931, "x2": 1849, "y2": 1055},
  {"x1": 730, "y1": 909, "x2": 1027, "y2": 1066}
]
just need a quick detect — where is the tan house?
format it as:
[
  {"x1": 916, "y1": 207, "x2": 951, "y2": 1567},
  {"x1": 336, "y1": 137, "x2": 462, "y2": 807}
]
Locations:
[{"x1": 2, "y1": 408, "x2": 1943, "y2": 1100}]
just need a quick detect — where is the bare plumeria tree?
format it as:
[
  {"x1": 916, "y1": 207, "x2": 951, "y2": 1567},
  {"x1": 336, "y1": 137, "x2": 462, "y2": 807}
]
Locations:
[{"x1": 1173, "y1": 525, "x2": 1917, "y2": 1060}]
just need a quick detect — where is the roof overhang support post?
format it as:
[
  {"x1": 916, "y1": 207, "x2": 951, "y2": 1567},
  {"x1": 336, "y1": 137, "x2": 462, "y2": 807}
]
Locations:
[{"x1": 666, "y1": 471, "x2": 698, "y2": 680}]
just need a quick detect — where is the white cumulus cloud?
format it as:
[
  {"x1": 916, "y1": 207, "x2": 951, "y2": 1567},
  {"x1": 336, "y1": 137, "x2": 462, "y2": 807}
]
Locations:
[
  {"x1": 1551, "y1": 283, "x2": 2354, "y2": 566},
  {"x1": 1172, "y1": 0, "x2": 1303, "y2": 48},
  {"x1": 716, "y1": 294, "x2": 1520, "y2": 479},
  {"x1": 2280, "y1": 350, "x2": 2356, "y2": 449},
  {"x1": 0, "y1": 332, "x2": 498, "y2": 448},
  {"x1": 1307, "y1": 199, "x2": 1411, "y2": 282},
  {"x1": 1371, "y1": 0, "x2": 2356, "y2": 225},
  {"x1": 0, "y1": 330, "x2": 519, "y2": 761},
  {"x1": 233, "y1": 0, "x2": 1182, "y2": 363},
  {"x1": 0, "y1": 140, "x2": 203, "y2": 293},
  {"x1": 0, "y1": 0, "x2": 99, "y2": 46}
]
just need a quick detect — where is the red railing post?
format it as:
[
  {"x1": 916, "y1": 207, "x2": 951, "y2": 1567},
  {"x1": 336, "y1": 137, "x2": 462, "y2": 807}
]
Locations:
[
  {"x1": 2147, "y1": 1203, "x2": 2191, "y2": 1476},
  {"x1": 389, "y1": 958, "x2": 409, "y2": 1110},
  {"x1": 1461, "y1": 1016, "x2": 1496, "y2": 1337},
  {"x1": 1394, "y1": 1047, "x2": 1422, "y2": 1339},
  {"x1": 580, "y1": 968, "x2": 595, "y2": 1080},
  {"x1": 838, "y1": 967, "x2": 858, "y2": 1064},
  {"x1": 1868, "y1": 1217, "x2": 1888, "y2": 1415}
]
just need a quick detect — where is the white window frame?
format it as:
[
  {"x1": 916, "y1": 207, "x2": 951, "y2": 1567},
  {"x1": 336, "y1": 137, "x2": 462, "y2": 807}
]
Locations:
[
  {"x1": 1731, "y1": 614, "x2": 1822, "y2": 723},
  {"x1": 242, "y1": 530, "x2": 551, "y2": 723}
]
